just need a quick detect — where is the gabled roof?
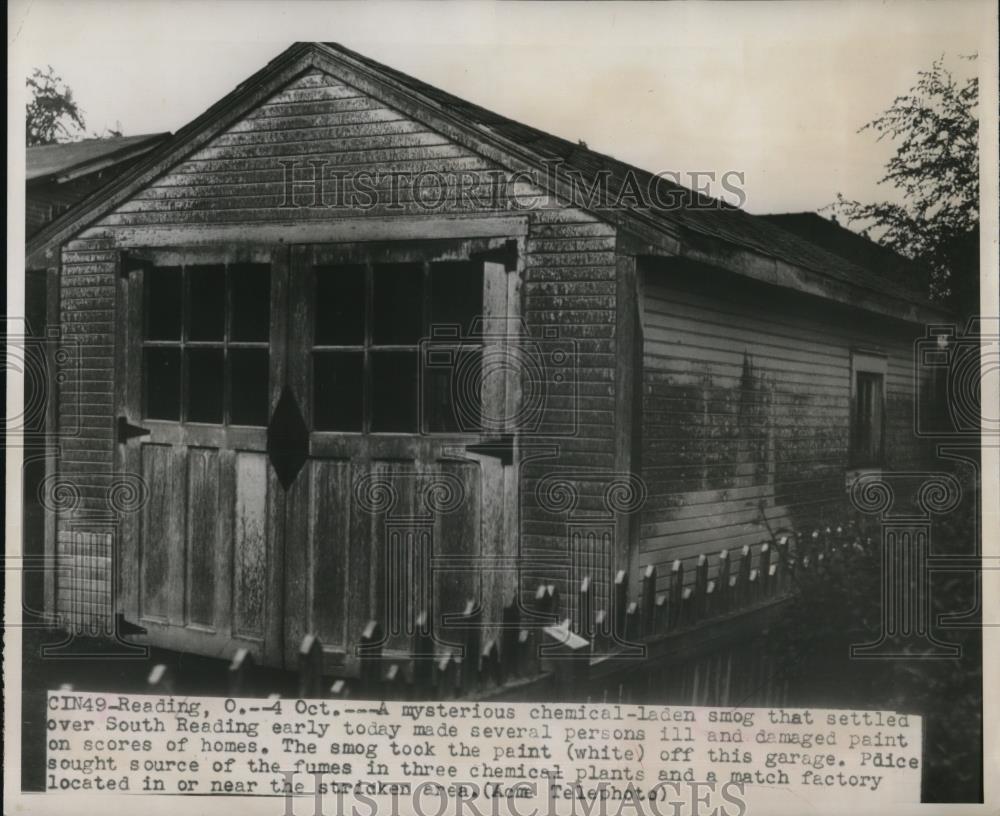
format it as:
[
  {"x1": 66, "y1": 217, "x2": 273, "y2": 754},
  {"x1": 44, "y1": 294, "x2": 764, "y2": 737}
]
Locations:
[
  {"x1": 27, "y1": 133, "x2": 170, "y2": 183},
  {"x1": 26, "y1": 42, "x2": 946, "y2": 323}
]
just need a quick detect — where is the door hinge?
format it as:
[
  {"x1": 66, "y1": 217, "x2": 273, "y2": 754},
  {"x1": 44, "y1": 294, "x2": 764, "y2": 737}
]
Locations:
[
  {"x1": 117, "y1": 416, "x2": 151, "y2": 444},
  {"x1": 465, "y1": 434, "x2": 516, "y2": 466}
]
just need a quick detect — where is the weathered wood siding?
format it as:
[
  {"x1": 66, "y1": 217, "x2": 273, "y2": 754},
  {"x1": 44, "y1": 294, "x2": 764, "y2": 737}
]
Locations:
[
  {"x1": 27, "y1": 160, "x2": 149, "y2": 238},
  {"x1": 639, "y1": 261, "x2": 927, "y2": 591},
  {"x1": 55, "y1": 241, "x2": 118, "y2": 631},
  {"x1": 55, "y1": 68, "x2": 620, "y2": 632},
  {"x1": 519, "y1": 211, "x2": 619, "y2": 614}
]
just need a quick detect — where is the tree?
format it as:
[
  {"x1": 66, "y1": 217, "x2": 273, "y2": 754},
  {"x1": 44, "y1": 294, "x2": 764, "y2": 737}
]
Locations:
[
  {"x1": 26, "y1": 66, "x2": 86, "y2": 146},
  {"x1": 834, "y1": 56, "x2": 979, "y2": 316}
]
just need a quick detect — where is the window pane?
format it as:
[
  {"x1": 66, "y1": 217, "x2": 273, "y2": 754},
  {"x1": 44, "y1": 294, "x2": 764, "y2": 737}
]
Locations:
[
  {"x1": 313, "y1": 351, "x2": 363, "y2": 431},
  {"x1": 424, "y1": 345, "x2": 481, "y2": 432},
  {"x1": 854, "y1": 372, "x2": 884, "y2": 465},
  {"x1": 144, "y1": 347, "x2": 181, "y2": 420},
  {"x1": 315, "y1": 264, "x2": 365, "y2": 345},
  {"x1": 231, "y1": 263, "x2": 271, "y2": 342},
  {"x1": 372, "y1": 263, "x2": 423, "y2": 345},
  {"x1": 186, "y1": 348, "x2": 225, "y2": 423},
  {"x1": 145, "y1": 266, "x2": 182, "y2": 340},
  {"x1": 371, "y1": 350, "x2": 417, "y2": 432},
  {"x1": 188, "y1": 265, "x2": 226, "y2": 341},
  {"x1": 430, "y1": 261, "x2": 483, "y2": 337},
  {"x1": 230, "y1": 348, "x2": 270, "y2": 426}
]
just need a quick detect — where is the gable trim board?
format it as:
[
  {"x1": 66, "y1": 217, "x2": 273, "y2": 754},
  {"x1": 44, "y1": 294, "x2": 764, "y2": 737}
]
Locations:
[{"x1": 28, "y1": 42, "x2": 944, "y2": 326}]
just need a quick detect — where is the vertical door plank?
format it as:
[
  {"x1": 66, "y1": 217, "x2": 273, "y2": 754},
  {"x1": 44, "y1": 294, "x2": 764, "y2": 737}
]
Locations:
[
  {"x1": 186, "y1": 447, "x2": 221, "y2": 627},
  {"x1": 434, "y1": 460, "x2": 479, "y2": 644},
  {"x1": 308, "y1": 460, "x2": 351, "y2": 651},
  {"x1": 140, "y1": 444, "x2": 179, "y2": 621},
  {"x1": 216, "y1": 448, "x2": 236, "y2": 638},
  {"x1": 282, "y1": 461, "x2": 309, "y2": 663},
  {"x1": 234, "y1": 452, "x2": 268, "y2": 639},
  {"x1": 346, "y1": 460, "x2": 375, "y2": 669},
  {"x1": 475, "y1": 457, "x2": 508, "y2": 647},
  {"x1": 381, "y1": 461, "x2": 419, "y2": 654}
]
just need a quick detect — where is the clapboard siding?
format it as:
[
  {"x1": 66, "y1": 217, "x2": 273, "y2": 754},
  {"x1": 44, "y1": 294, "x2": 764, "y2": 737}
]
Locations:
[
  {"x1": 77, "y1": 70, "x2": 553, "y2": 235},
  {"x1": 59, "y1": 68, "x2": 619, "y2": 629},
  {"x1": 54, "y1": 244, "x2": 118, "y2": 631},
  {"x1": 639, "y1": 264, "x2": 926, "y2": 589},
  {"x1": 518, "y1": 208, "x2": 618, "y2": 613}
]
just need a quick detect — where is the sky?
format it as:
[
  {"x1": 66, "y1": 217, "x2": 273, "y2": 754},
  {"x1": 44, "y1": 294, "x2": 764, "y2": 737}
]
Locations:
[{"x1": 8, "y1": 0, "x2": 995, "y2": 216}]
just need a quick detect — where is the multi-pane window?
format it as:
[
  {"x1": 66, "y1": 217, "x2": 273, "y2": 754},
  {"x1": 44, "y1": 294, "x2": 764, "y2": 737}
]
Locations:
[
  {"x1": 143, "y1": 263, "x2": 270, "y2": 426},
  {"x1": 850, "y1": 352, "x2": 886, "y2": 467},
  {"x1": 312, "y1": 260, "x2": 483, "y2": 433}
]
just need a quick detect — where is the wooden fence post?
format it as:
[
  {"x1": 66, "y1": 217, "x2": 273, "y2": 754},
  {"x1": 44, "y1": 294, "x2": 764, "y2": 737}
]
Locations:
[
  {"x1": 457, "y1": 600, "x2": 482, "y2": 694},
  {"x1": 668, "y1": 560, "x2": 684, "y2": 630},
  {"x1": 516, "y1": 628, "x2": 538, "y2": 678},
  {"x1": 654, "y1": 593, "x2": 669, "y2": 634},
  {"x1": 228, "y1": 648, "x2": 256, "y2": 697},
  {"x1": 775, "y1": 534, "x2": 793, "y2": 592},
  {"x1": 624, "y1": 601, "x2": 641, "y2": 643},
  {"x1": 147, "y1": 664, "x2": 175, "y2": 695},
  {"x1": 359, "y1": 620, "x2": 383, "y2": 696},
  {"x1": 536, "y1": 583, "x2": 559, "y2": 621},
  {"x1": 435, "y1": 652, "x2": 459, "y2": 699},
  {"x1": 716, "y1": 549, "x2": 730, "y2": 614},
  {"x1": 736, "y1": 545, "x2": 752, "y2": 608},
  {"x1": 412, "y1": 610, "x2": 434, "y2": 693},
  {"x1": 768, "y1": 553, "x2": 781, "y2": 597},
  {"x1": 593, "y1": 609, "x2": 610, "y2": 655},
  {"x1": 695, "y1": 554, "x2": 709, "y2": 619},
  {"x1": 298, "y1": 634, "x2": 323, "y2": 698},
  {"x1": 613, "y1": 570, "x2": 628, "y2": 637},
  {"x1": 758, "y1": 543, "x2": 772, "y2": 598},
  {"x1": 481, "y1": 639, "x2": 502, "y2": 687},
  {"x1": 383, "y1": 663, "x2": 407, "y2": 700},
  {"x1": 500, "y1": 597, "x2": 520, "y2": 683},
  {"x1": 578, "y1": 577, "x2": 594, "y2": 640},
  {"x1": 641, "y1": 565, "x2": 657, "y2": 636}
]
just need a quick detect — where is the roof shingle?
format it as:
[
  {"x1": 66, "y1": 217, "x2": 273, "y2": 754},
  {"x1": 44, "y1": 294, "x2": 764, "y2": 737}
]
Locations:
[
  {"x1": 321, "y1": 42, "x2": 935, "y2": 311},
  {"x1": 27, "y1": 133, "x2": 170, "y2": 182}
]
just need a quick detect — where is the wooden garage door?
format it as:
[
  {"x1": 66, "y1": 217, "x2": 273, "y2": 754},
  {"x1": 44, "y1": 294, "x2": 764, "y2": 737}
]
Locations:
[
  {"x1": 117, "y1": 239, "x2": 517, "y2": 670},
  {"x1": 117, "y1": 246, "x2": 288, "y2": 663}
]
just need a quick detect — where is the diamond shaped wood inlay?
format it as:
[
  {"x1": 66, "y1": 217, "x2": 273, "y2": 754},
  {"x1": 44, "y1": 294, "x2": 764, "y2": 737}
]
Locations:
[{"x1": 266, "y1": 386, "x2": 309, "y2": 490}]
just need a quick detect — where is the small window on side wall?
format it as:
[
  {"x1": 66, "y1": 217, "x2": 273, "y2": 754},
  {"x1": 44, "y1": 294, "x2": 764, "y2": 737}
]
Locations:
[{"x1": 850, "y1": 351, "x2": 887, "y2": 468}]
